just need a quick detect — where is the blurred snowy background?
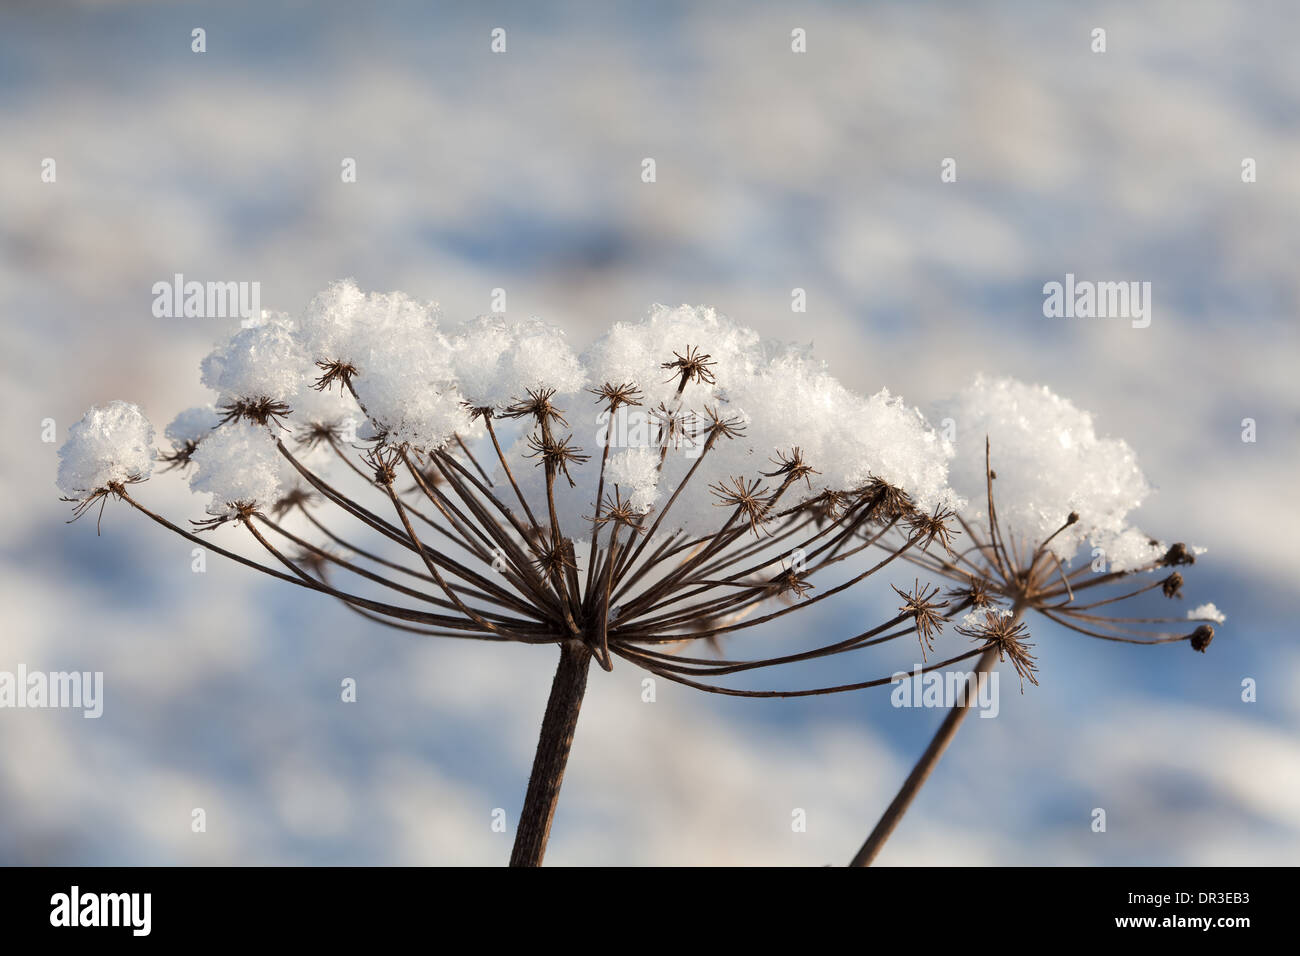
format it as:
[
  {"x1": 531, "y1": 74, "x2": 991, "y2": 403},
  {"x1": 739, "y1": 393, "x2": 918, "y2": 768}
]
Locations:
[{"x1": 1, "y1": 0, "x2": 1298, "y2": 864}]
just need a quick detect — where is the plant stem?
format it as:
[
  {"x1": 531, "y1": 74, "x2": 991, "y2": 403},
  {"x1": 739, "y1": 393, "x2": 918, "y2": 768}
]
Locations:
[
  {"x1": 850, "y1": 634, "x2": 1009, "y2": 866},
  {"x1": 510, "y1": 640, "x2": 592, "y2": 866}
]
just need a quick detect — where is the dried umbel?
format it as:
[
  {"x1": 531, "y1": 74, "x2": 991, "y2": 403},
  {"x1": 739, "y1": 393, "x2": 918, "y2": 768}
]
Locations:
[
  {"x1": 57, "y1": 285, "x2": 1222, "y2": 866},
  {"x1": 58, "y1": 283, "x2": 987, "y2": 865},
  {"x1": 907, "y1": 376, "x2": 1224, "y2": 652},
  {"x1": 849, "y1": 375, "x2": 1224, "y2": 865}
]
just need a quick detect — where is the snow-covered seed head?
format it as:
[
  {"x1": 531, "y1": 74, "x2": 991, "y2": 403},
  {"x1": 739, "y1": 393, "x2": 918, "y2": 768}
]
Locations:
[
  {"x1": 158, "y1": 405, "x2": 220, "y2": 471},
  {"x1": 201, "y1": 317, "x2": 310, "y2": 419},
  {"x1": 56, "y1": 402, "x2": 158, "y2": 531},
  {"x1": 893, "y1": 375, "x2": 1223, "y2": 656},
  {"x1": 57, "y1": 400, "x2": 156, "y2": 500},
  {"x1": 188, "y1": 419, "x2": 284, "y2": 522},
  {"x1": 57, "y1": 283, "x2": 1218, "y2": 699},
  {"x1": 940, "y1": 375, "x2": 1156, "y2": 568}
]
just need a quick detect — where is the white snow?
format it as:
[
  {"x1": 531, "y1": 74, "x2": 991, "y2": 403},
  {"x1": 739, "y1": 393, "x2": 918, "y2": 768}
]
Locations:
[
  {"x1": 79, "y1": 290, "x2": 1161, "y2": 556},
  {"x1": 938, "y1": 375, "x2": 1153, "y2": 564},
  {"x1": 1187, "y1": 603, "x2": 1226, "y2": 624},
  {"x1": 298, "y1": 282, "x2": 468, "y2": 450},
  {"x1": 451, "y1": 315, "x2": 585, "y2": 408},
  {"x1": 570, "y1": 303, "x2": 957, "y2": 537},
  {"x1": 56, "y1": 401, "x2": 156, "y2": 496},
  {"x1": 479, "y1": 302, "x2": 957, "y2": 541},
  {"x1": 164, "y1": 405, "x2": 221, "y2": 445},
  {"x1": 188, "y1": 419, "x2": 285, "y2": 516},
  {"x1": 298, "y1": 278, "x2": 368, "y2": 367},
  {"x1": 604, "y1": 446, "x2": 663, "y2": 514},
  {"x1": 200, "y1": 314, "x2": 310, "y2": 406}
]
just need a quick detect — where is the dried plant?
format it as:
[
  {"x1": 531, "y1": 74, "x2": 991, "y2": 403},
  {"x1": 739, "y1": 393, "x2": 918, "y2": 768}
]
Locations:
[
  {"x1": 849, "y1": 375, "x2": 1223, "y2": 865},
  {"x1": 56, "y1": 285, "x2": 1221, "y2": 866}
]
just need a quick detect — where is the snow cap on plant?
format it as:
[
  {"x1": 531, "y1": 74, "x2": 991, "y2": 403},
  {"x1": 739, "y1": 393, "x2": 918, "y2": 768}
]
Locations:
[
  {"x1": 158, "y1": 404, "x2": 220, "y2": 471},
  {"x1": 201, "y1": 312, "x2": 310, "y2": 427},
  {"x1": 57, "y1": 400, "x2": 155, "y2": 500},
  {"x1": 59, "y1": 283, "x2": 963, "y2": 694},
  {"x1": 940, "y1": 375, "x2": 1156, "y2": 568},
  {"x1": 188, "y1": 418, "x2": 285, "y2": 523},
  {"x1": 902, "y1": 374, "x2": 1223, "y2": 654},
  {"x1": 299, "y1": 281, "x2": 470, "y2": 450}
]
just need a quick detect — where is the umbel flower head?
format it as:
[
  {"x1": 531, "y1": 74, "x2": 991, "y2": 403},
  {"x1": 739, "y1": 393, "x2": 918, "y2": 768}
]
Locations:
[
  {"x1": 879, "y1": 375, "x2": 1224, "y2": 677},
  {"x1": 57, "y1": 283, "x2": 1221, "y2": 865},
  {"x1": 56, "y1": 401, "x2": 155, "y2": 531},
  {"x1": 844, "y1": 374, "x2": 1224, "y2": 869},
  {"x1": 59, "y1": 284, "x2": 967, "y2": 693}
]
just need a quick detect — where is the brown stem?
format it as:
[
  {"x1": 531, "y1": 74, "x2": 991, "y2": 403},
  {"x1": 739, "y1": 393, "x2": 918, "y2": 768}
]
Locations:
[
  {"x1": 509, "y1": 641, "x2": 592, "y2": 867},
  {"x1": 849, "y1": 637, "x2": 1006, "y2": 866}
]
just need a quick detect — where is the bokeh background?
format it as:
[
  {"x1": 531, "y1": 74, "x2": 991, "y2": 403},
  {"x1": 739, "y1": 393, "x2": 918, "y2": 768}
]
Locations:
[{"x1": 2, "y1": 0, "x2": 1297, "y2": 865}]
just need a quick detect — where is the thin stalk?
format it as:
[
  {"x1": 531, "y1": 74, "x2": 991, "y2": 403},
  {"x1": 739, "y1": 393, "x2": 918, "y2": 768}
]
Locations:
[
  {"x1": 510, "y1": 641, "x2": 592, "y2": 867},
  {"x1": 850, "y1": 605, "x2": 1023, "y2": 866}
]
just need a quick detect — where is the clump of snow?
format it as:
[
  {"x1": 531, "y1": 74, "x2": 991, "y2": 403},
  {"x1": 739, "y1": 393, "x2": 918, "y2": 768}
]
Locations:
[
  {"x1": 1187, "y1": 603, "x2": 1226, "y2": 624},
  {"x1": 719, "y1": 348, "x2": 954, "y2": 514},
  {"x1": 938, "y1": 375, "x2": 1151, "y2": 563},
  {"x1": 604, "y1": 447, "x2": 662, "y2": 514},
  {"x1": 201, "y1": 314, "x2": 310, "y2": 406},
  {"x1": 298, "y1": 279, "x2": 368, "y2": 367},
  {"x1": 451, "y1": 316, "x2": 585, "y2": 409},
  {"x1": 57, "y1": 401, "x2": 156, "y2": 496},
  {"x1": 1093, "y1": 526, "x2": 1165, "y2": 572},
  {"x1": 189, "y1": 419, "x2": 284, "y2": 516},
  {"x1": 288, "y1": 378, "x2": 358, "y2": 430},
  {"x1": 500, "y1": 303, "x2": 955, "y2": 539},
  {"x1": 298, "y1": 283, "x2": 468, "y2": 450},
  {"x1": 959, "y1": 606, "x2": 1013, "y2": 629},
  {"x1": 165, "y1": 405, "x2": 220, "y2": 445},
  {"x1": 85, "y1": 287, "x2": 958, "y2": 541},
  {"x1": 585, "y1": 304, "x2": 760, "y2": 410}
]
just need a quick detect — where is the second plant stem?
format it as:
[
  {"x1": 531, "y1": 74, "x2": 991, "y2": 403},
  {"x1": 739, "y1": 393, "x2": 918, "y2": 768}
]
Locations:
[{"x1": 851, "y1": 603, "x2": 1024, "y2": 866}]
